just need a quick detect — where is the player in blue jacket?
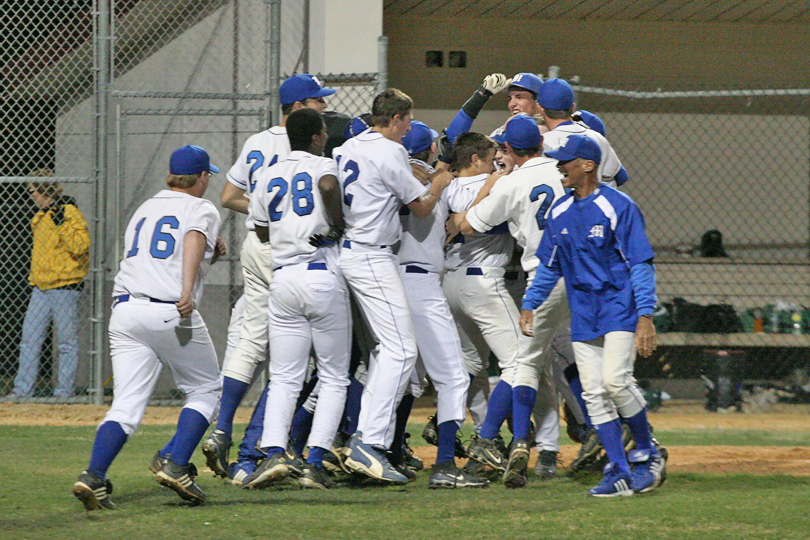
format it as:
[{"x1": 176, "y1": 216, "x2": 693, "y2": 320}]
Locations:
[{"x1": 520, "y1": 134, "x2": 665, "y2": 497}]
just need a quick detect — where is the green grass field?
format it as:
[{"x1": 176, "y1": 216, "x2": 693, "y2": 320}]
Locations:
[{"x1": 2, "y1": 423, "x2": 810, "y2": 540}]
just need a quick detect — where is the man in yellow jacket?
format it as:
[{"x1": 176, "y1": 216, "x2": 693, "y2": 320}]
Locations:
[{"x1": 9, "y1": 179, "x2": 90, "y2": 399}]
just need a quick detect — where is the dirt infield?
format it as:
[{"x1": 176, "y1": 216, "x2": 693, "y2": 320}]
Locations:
[{"x1": 2, "y1": 401, "x2": 809, "y2": 476}]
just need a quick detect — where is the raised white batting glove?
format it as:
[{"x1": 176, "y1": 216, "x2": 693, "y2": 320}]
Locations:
[{"x1": 482, "y1": 73, "x2": 512, "y2": 95}]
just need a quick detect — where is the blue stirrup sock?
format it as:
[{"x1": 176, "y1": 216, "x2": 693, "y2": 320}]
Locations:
[
  {"x1": 171, "y1": 408, "x2": 211, "y2": 466},
  {"x1": 236, "y1": 382, "x2": 269, "y2": 462},
  {"x1": 594, "y1": 418, "x2": 631, "y2": 475},
  {"x1": 436, "y1": 420, "x2": 459, "y2": 465},
  {"x1": 623, "y1": 408, "x2": 654, "y2": 453},
  {"x1": 512, "y1": 386, "x2": 537, "y2": 441},
  {"x1": 479, "y1": 380, "x2": 512, "y2": 440},
  {"x1": 216, "y1": 376, "x2": 251, "y2": 436},
  {"x1": 392, "y1": 393, "x2": 415, "y2": 456},
  {"x1": 159, "y1": 433, "x2": 177, "y2": 459},
  {"x1": 289, "y1": 406, "x2": 315, "y2": 458},
  {"x1": 342, "y1": 375, "x2": 364, "y2": 436},
  {"x1": 306, "y1": 446, "x2": 326, "y2": 466},
  {"x1": 88, "y1": 421, "x2": 128, "y2": 479}
]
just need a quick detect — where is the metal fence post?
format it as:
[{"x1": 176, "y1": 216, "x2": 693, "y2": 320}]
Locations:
[
  {"x1": 377, "y1": 35, "x2": 388, "y2": 94},
  {"x1": 267, "y1": 0, "x2": 281, "y2": 128}
]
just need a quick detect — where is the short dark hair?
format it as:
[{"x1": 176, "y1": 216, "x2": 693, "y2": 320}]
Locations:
[
  {"x1": 281, "y1": 102, "x2": 295, "y2": 116},
  {"x1": 371, "y1": 88, "x2": 413, "y2": 128},
  {"x1": 287, "y1": 108, "x2": 325, "y2": 151},
  {"x1": 507, "y1": 84, "x2": 537, "y2": 99},
  {"x1": 452, "y1": 132, "x2": 497, "y2": 171},
  {"x1": 511, "y1": 145, "x2": 541, "y2": 157},
  {"x1": 543, "y1": 107, "x2": 573, "y2": 119}
]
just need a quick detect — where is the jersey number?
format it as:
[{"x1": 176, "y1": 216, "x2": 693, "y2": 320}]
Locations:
[
  {"x1": 266, "y1": 172, "x2": 314, "y2": 222},
  {"x1": 342, "y1": 160, "x2": 359, "y2": 206},
  {"x1": 530, "y1": 185, "x2": 555, "y2": 231},
  {"x1": 247, "y1": 151, "x2": 278, "y2": 193},
  {"x1": 125, "y1": 216, "x2": 179, "y2": 259}
]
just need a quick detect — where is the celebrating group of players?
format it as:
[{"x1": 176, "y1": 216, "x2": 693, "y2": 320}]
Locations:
[{"x1": 72, "y1": 70, "x2": 667, "y2": 511}]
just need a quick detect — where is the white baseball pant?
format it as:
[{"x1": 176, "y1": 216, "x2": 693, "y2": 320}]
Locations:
[
  {"x1": 103, "y1": 299, "x2": 221, "y2": 436},
  {"x1": 222, "y1": 230, "x2": 273, "y2": 384},
  {"x1": 573, "y1": 331, "x2": 647, "y2": 426},
  {"x1": 401, "y1": 267, "x2": 469, "y2": 425},
  {"x1": 340, "y1": 243, "x2": 417, "y2": 448},
  {"x1": 260, "y1": 263, "x2": 351, "y2": 451},
  {"x1": 442, "y1": 267, "x2": 521, "y2": 386}
]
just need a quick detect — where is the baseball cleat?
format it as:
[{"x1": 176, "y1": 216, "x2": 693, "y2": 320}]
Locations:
[
  {"x1": 402, "y1": 433, "x2": 425, "y2": 470},
  {"x1": 243, "y1": 452, "x2": 290, "y2": 489},
  {"x1": 569, "y1": 428, "x2": 603, "y2": 473},
  {"x1": 467, "y1": 434, "x2": 507, "y2": 472},
  {"x1": 652, "y1": 436, "x2": 669, "y2": 486},
  {"x1": 629, "y1": 448, "x2": 667, "y2": 493},
  {"x1": 201, "y1": 429, "x2": 232, "y2": 478},
  {"x1": 429, "y1": 461, "x2": 489, "y2": 489},
  {"x1": 343, "y1": 432, "x2": 408, "y2": 485},
  {"x1": 422, "y1": 415, "x2": 439, "y2": 446},
  {"x1": 503, "y1": 438, "x2": 530, "y2": 489},
  {"x1": 285, "y1": 448, "x2": 305, "y2": 479},
  {"x1": 534, "y1": 449, "x2": 559, "y2": 480},
  {"x1": 149, "y1": 450, "x2": 168, "y2": 475},
  {"x1": 156, "y1": 459, "x2": 205, "y2": 505},
  {"x1": 588, "y1": 462, "x2": 634, "y2": 498},
  {"x1": 298, "y1": 463, "x2": 337, "y2": 490},
  {"x1": 72, "y1": 471, "x2": 116, "y2": 511},
  {"x1": 226, "y1": 460, "x2": 256, "y2": 487}
]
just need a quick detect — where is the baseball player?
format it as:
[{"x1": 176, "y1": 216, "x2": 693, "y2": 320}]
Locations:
[
  {"x1": 441, "y1": 132, "x2": 520, "y2": 440},
  {"x1": 239, "y1": 108, "x2": 350, "y2": 490},
  {"x1": 335, "y1": 88, "x2": 453, "y2": 485},
  {"x1": 536, "y1": 79, "x2": 628, "y2": 186},
  {"x1": 73, "y1": 145, "x2": 224, "y2": 510},
  {"x1": 520, "y1": 134, "x2": 665, "y2": 496},
  {"x1": 202, "y1": 74, "x2": 336, "y2": 477},
  {"x1": 397, "y1": 121, "x2": 489, "y2": 488},
  {"x1": 452, "y1": 114, "x2": 569, "y2": 488}
]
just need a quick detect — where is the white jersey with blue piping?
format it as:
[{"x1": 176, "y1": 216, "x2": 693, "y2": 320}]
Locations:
[
  {"x1": 333, "y1": 130, "x2": 428, "y2": 246},
  {"x1": 113, "y1": 190, "x2": 221, "y2": 306},
  {"x1": 542, "y1": 122, "x2": 622, "y2": 183},
  {"x1": 535, "y1": 183, "x2": 655, "y2": 341},
  {"x1": 227, "y1": 126, "x2": 291, "y2": 230}
]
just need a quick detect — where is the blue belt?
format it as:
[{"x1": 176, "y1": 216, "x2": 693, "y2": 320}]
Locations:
[
  {"x1": 276, "y1": 262, "x2": 327, "y2": 271},
  {"x1": 342, "y1": 239, "x2": 388, "y2": 249},
  {"x1": 466, "y1": 267, "x2": 484, "y2": 276},
  {"x1": 404, "y1": 265, "x2": 429, "y2": 274},
  {"x1": 114, "y1": 294, "x2": 175, "y2": 305}
]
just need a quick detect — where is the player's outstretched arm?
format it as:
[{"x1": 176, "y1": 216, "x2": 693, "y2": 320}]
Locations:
[
  {"x1": 407, "y1": 170, "x2": 453, "y2": 218},
  {"x1": 220, "y1": 182, "x2": 249, "y2": 214},
  {"x1": 177, "y1": 230, "x2": 207, "y2": 318}
]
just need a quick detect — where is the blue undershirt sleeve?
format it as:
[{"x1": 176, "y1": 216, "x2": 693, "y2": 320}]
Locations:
[
  {"x1": 630, "y1": 260, "x2": 657, "y2": 316},
  {"x1": 615, "y1": 166, "x2": 629, "y2": 186},
  {"x1": 445, "y1": 110, "x2": 474, "y2": 144}
]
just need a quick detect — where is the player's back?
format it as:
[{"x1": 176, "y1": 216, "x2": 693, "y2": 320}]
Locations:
[
  {"x1": 334, "y1": 130, "x2": 427, "y2": 247},
  {"x1": 228, "y1": 126, "x2": 291, "y2": 194},
  {"x1": 113, "y1": 190, "x2": 221, "y2": 305},
  {"x1": 445, "y1": 173, "x2": 515, "y2": 271},
  {"x1": 542, "y1": 123, "x2": 621, "y2": 182},
  {"x1": 250, "y1": 151, "x2": 339, "y2": 268}
]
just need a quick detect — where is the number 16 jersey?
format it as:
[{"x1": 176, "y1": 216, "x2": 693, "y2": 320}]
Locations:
[{"x1": 113, "y1": 190, "x2": 221, "y2": 305}]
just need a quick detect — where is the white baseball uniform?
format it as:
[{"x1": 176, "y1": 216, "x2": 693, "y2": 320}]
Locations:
[
  {"x1": 465, "y1": 156, "x2": 570, "y2": 451},
  {"x1": 542, "y1": 123, "x2": 622, "y2": 184},
  {"x1": 223, "y1": 126, "x2": 290, "y2": 384},
  {"x1": 104, "y1": 190, "x2": 222, "y2": 436},
  {"x1": 334, "y1": 129, "x2": 428, "y2": 448},
  {"x1": 250, "y1": 150, "x2": 351, "y2": 452},
  {"x1": 396, "y1": 159, "x2": 471, "y2": 426}
]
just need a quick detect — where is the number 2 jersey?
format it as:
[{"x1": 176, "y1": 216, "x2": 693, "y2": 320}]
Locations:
[
  {"x1": 227, "y1": 126, "x2": 291, "y2": 230},
  {"x1": 249, "y1": 151, "x2": 339, "y2": 268},
  {"x1": 465, "y1": 156, "x2": 565, "y2": 274},
  {"x1": 113, "y1": 190, "x2": 221, "y2": 306}
]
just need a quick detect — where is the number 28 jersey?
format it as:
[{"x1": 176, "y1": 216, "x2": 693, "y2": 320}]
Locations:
[
  {"x1": 249, "y1": 151, "x2": 339, "y2": 268},
  {"x1": 113, "y1": 190, "x2": 221, "y2": 306}
]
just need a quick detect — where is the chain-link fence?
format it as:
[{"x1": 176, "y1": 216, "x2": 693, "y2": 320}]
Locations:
[{"x1": 573, "y1": 84, "x2": 810, "y2": 404}]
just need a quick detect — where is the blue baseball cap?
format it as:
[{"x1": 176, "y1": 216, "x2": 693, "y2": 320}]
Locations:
[
  {"x1": 170, "y1": 145, "x2": 220, "y2": 175},
  {"x1": 504, "y1": 114, "x2": 541, "y2": 150},
  {"x1": 490, "y1": 127, "x2": 507, "y2": 145},
  {"x1": 401, "y1": 121, "x2": 438, "y2": 155},
  {"x1": 509, "y1": 73, "x2": 543, "y2": 96},
  {"x1": 575, "y1": 110, "x2": 606, "y2": 137},
  {"x1": 546, "y1": 134, "x2": 602, "y2": 164},
  {"x1": 344, "y1": 113, "x2": 372, "y2": 139},
  {"x1": 538, "y1": 78, "x2": 575, "y2": 110},
  {"x1": 279, "y1": 74, "x2": 336, "y2": 106}
]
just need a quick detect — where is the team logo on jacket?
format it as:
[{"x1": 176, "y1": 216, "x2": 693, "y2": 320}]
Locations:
[{"x1": 588, "y1": 225, "x2": 604, "y2": 238}]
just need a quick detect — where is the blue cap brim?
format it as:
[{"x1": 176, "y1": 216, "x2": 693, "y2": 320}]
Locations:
[
  {"x1": 546, "y1": 148, "x2": 578, "y2": 162},
  {"x1": 315, "y1": 87, "x2": 336, "y2": 98},
  {"x1": 492, "y1": 132, "x2": 507, "y2": 144},
  {"x1": 209, "y1": 164, "x2": 221, "y2": 174}
]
